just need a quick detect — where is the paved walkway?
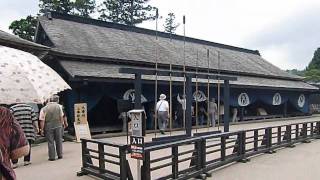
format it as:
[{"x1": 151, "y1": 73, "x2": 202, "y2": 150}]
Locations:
[{"x1": 14, "y1": 115, "x2": 320, "y2": 180}]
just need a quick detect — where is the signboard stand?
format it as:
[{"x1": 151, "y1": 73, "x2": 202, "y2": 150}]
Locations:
[
  {"x1": 74, "y1": 103, "x2": 91, "y2": 142},
  {"x1": 128, "y1": 109, "x2": 145, "y2": 180}
]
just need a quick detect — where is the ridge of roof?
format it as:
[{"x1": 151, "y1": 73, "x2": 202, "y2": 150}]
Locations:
[{"x1": 47, "y1": 11, "x2": 260, "y2": 55}]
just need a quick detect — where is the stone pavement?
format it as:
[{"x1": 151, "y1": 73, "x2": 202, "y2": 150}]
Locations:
[{"x1": 14, "y1": 115, "x2": 320, "y2": 180}]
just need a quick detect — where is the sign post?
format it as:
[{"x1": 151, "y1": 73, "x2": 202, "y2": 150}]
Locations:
[
  {"x1": 74, "y1": 103, "x2": 91, "y2": 142},
  {"x1": 128, "y1": 109, "x2": 145, "y2": 180}
]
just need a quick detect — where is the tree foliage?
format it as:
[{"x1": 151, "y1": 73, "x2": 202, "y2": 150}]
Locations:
[
  {"x1": 73, "y1": 0, "x2": 96, "y2": 18},
  {"x1": 303, "y1": 48, "x2": 320, "y2": 82},
  {"x1": 304, "y1": 68, "x2": 320, "y2": 82},
  {"x1": 9, "y1": 15, "x2": 38, "y2": 41},
  {"x1": 163, "y1": 12, "x2": 179, "y2": 34},
  {"x1": 98, "y1": 0, "x2": 157, "y2": 25},
  {"x1": 39, "y1": 0, "x2": 74, "y2": 14},
  {"x1": 307, "y1": 48, "x2": 320, "y2": 70},
  {"x1": 10, "y1": 0, "x2": 96, "y2": 41}
]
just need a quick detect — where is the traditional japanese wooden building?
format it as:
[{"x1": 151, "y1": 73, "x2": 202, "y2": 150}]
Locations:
[{"x1": 34, "y1": 12, "x2": 318, "y2": 132}]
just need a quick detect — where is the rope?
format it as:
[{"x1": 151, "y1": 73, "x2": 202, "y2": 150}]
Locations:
[
  {"x1": 217, "y1": 51, "x2": 221, "y2": 131},
  {"x1": 195, "y1": 51, "x2": 199, "y2": 133},
  {"x1": 169, "y1": 64, "x2": 172, "y2": 136},
  {"x1": 207, "y1": 49, "x2": 210, "y2": 132}
]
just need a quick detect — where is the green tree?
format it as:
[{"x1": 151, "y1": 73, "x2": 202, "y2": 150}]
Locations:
[
  {"x1": 163, "y1": 12, "x2": 179, "y2": 34},
  {"x1": 98, "y1": 0, "x2": 157, "y2": 25},
  {"x1": 9, "y1": 15, "x2": 38, "y2": 41},
  {"x1": 304, "y1": 68, "x2": 320, "y2": 82},
  {"x1": 10, "y1": 0, "x2": 96, "y2": 41},
  {"x1": 73, "y1": 0, "x2": 96, "y2": 17},
  {"x1": 307, "y1": 48, "x2": 320, "y2": 70},
  {"x1": 286, "y1": 69, "x2": 305, "y2": 76},
  {"x1": 39, "y1": 0, "x2": 74, "y2": 14}
]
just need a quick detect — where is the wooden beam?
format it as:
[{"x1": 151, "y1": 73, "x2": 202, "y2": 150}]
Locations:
[{"x1": 119, "y1": 67, "x2": 237, "y2": 81}]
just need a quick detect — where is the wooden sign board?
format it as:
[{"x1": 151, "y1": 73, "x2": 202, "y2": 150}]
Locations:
[
  {"x1": 74, "y1": 103, "x2": 87, "y2": 125},
  {"x1": 74, "y1": 122, "x2": 91, "y2": 142}
]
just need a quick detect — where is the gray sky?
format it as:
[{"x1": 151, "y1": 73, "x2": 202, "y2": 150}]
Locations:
[{"x1": 1, "y1": 0, "x2": 320, "y2": 70}]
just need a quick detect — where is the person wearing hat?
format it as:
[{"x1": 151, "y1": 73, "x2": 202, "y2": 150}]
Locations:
[{"x1": 156, "y1": 94, "x2": 169, "y2": 134}]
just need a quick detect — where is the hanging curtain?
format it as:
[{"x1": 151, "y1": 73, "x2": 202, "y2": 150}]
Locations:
[
  {"x1": 258, "y1": 91, "x2": 288, "y2": 106},
  {"x1": 288, "y1": 92, "x2": 309, "y2": 113}
]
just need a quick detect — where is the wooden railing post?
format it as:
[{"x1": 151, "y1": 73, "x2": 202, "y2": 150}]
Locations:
[
  {"x1": 172, "y1": 146, "x2": 179, "y2": 179},
  {"x1": 221, "y1": 135, "x2": 226, "y2": 161},
  {"x1": 277, "y1": 127, "x2": 282, "y2": 145},
  {"x1": 254, "y1": 130, "x2": 258, "y2": 151},
  {"x1": 81, "y1": 139, "x2": 88, "y2": 168},
  {"x1": 143, "y1": 151, "x2": 151, "y2": 180},
  {"x1": 98, "y1": 143, "x2": 105, "y2": 173},
  {"x1": 119, "y1": 145, "x2": 127, "y2": 180}
]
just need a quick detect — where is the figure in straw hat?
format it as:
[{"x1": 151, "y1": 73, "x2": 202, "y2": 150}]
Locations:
[{"x1": 156, "y1": 94, "x2": 169, "y2": 134}]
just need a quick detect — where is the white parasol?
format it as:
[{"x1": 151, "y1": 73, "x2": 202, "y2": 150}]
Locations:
[{"x1": 0, "y1": 45, "x2": 71, "y2": 104}]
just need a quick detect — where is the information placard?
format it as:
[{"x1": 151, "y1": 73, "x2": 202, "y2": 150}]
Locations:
[
  {"x1": 74, "y1": 103, "x2": 87, "y2": 125},
  {"x1": 130, "y1": 136, "x2": 144, "y2": 160}
]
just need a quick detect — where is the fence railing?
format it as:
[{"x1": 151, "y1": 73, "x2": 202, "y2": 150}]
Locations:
[
  {"x1": 142, "y1": 121, "x2": 320, "y2": 180},
  {"x1": 79, "y1": 120, "x2": 320, "y2": 180},
  {"x1": 78, "y1": 138, "x2": 132, "y2": 180}
]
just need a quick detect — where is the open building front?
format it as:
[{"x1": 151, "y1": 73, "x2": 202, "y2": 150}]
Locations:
[{"x1": 34, "y1": 12, "x2": 317, "y2": 133}]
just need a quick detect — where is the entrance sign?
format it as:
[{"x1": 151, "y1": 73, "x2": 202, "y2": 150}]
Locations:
[
  {"x1": 74, "y1": 103, "x2": 88, "y2": 124},
  {"x1": 130, "y1": 136, "x2": 144, "y2": 160},
  {"x1": 193, "y1": 90, "x2": 207, "y2": 102},
  {"x1": 272, "y1": 93, "x2": 282, "y2": 106},
  {"x1": 298, "y1": 94, "x2": 305, "y2": 108},
  {"x1": 238, "y1": 93, "x2": 250, "y2": 106},
  {"x1": 74, "y1": 103, "x2": 91, "y2": 142}
]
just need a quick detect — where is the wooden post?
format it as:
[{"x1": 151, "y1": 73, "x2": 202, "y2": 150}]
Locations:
[{"x1": 223, "y1": 80, "x2": 230, "y2": 132}]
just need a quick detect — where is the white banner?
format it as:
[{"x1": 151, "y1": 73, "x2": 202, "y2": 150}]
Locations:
[
  {"x1": 272, "y1": 93, "x2": 281, "y2": 106},
  {"x1": 123, "y1": 89, "x2": 147, "y2": 103},
  {"x1": 238, "y1": 93, "x2": 250, "y2": 107}
]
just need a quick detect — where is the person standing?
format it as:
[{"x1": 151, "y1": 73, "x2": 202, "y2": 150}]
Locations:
[
  {"x1": 156, "y1": 94, "x2": 169, "y2": 134},
  {"x1": 198, "y1": 106, "x2": 207, "y2": 126},
  {"x1": 209, "y1": 98, "x2": 218, "y2": 127},
  {"x1": 10, "y1": 103, "x2": 38, "y2": 168},
  {"x1": 39, "y1": 95, "x2": 64, "y2": 161},
  {"x1": 176, "y1": 94, "x2": 186, "y2": 127},
  {"x1": 0, "y1": 106, "x2": 29, "y2": 180}
]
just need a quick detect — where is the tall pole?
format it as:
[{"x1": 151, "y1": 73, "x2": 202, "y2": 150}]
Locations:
[
  {"x1": 195, "y1": 51, "x2": 199, "y2": 132},
  {"x1": 130, "y1": 0, "x2": 134, "y2": 26},
  {"x1": 183, "y1": 15, "x2": 186, "y2": 131},
  {"x1": 207, "y1": 49, "x2": 210, "y2": 131},
  {"x1": 217, "y1": 51, "x2": 221, "y2": 131},
  {"x1": 154, "y1": 9, "x2": 159, "y2": 138},
  {"x1": 169, "y1": 64, "x2": 172, "y2": 136}
]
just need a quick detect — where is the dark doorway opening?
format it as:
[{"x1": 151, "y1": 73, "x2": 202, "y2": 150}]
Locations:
[{"x1": 88, "y1": 96, "x2": 122, "y2": 133}]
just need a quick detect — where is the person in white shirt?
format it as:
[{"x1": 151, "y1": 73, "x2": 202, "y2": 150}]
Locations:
[{"x1": 156, "y1": 94, "x2": 169, "y2": 134}]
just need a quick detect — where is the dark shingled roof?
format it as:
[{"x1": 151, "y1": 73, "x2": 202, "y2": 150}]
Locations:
[
  {"x1": 59, "y1": 60, "x2": 318, "y2": 91},
  {"x1": 0, "y1": 30, "x2": 49, "y2": 52},
  {"x1": 38, "y1": 13, "x2": 302, "y2": 80},
  {"x1": 36, "y1": 13, "x2": 317, "y2": 91}
]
